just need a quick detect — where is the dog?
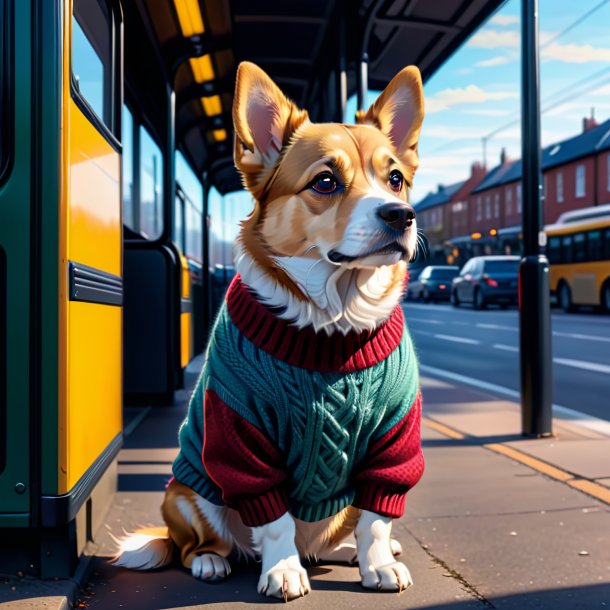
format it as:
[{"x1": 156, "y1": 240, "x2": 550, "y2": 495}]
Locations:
[{"x1": 113, "y1": 61, "x2": 425, "y2": 601}]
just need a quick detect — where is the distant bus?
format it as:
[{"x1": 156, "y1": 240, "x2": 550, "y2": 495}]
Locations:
[{"x1": 546, "y1": 204, "x2": 610, "y2": 312}]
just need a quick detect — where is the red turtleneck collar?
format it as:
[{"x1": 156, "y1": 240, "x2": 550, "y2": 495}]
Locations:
[{"x1": 225, "y1": 274, "x2": 405, "y2": 372}]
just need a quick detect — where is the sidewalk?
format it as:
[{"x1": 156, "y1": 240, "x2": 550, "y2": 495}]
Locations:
[{"x1": 2, "y1": 363, "x2": 609, "y2": 609}]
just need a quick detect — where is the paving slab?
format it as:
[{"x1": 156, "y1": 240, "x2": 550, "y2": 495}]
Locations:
[{"x1": 506, "y1": 438, "x2": 610, "y2": 480}]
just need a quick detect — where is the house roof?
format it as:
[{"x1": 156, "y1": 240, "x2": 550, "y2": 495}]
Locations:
[
  {"x1": 472, "y1": 117, "x2": 610, "y2": 194},
  {"x1": 414, "y1": 180, "x2": 465, "y2": 212}
]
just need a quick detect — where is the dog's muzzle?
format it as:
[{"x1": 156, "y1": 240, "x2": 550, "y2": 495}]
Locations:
[{"x1": 376, "y1": 203, "x2": 416, "y2": 233}]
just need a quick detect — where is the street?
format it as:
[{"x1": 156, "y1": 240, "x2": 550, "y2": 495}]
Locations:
[{"x1": 403, "y1": 301, "x2": 610, "y2": 425}]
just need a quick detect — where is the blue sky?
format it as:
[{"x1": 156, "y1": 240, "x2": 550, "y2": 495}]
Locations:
[{"x1": 210, "y1": 0, "x2": 610, "y2": 245}]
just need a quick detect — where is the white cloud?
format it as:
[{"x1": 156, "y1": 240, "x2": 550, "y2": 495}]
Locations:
[
  {"x1": 468, "y1": 29, "x2": 519, "y2": 49},
  {"x1": 426, "y1": 85, "x2": 518, "y2": 114},
  {"x1": 475, "y1": 55, "x2": 513, "y2": 68},
  {"x1": 461, "y1": 108, "x2": 512, "y2": 117},
  {"x1": 490, "y1": 15, "x2": 519, "y2": 27},
  {"x1": 542, "y1": 42, "x2": 610, "y2": 63}
]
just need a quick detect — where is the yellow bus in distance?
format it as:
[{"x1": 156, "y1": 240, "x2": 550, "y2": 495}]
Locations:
[{"x1": 546, "y1": 203, "x2": 610, "y2": 312}]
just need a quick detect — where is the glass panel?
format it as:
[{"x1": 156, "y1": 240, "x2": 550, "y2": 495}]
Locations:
[
  {"x1": 604, "y1": 229, "x2": 610, "y2": 261},
  {"x1": 0, "y1": 0, "x2": 8, "y2": 179},
  {"x1": 548, "y1": 237, "x2": 561, "y2": 264},
  {"x1": 139, "y1": 127, "x2": 163, "y2": 240},
  {"x1": 562, "y1": 235, "x2": 573, "y2": 263},
  {"x1": 588, "y1": 231, "x2": 601, "y2": 262},
  {"x1": 175, "y1": 194, "x2": 185, "y2": 252},
  {"x1": 484, "y1": 260, "x2": 520, "y2": 274},
  {"x1": 185, "y1": 197, "x2": 202, "y2": 261},
  {"x1": 72, "y1": 0, "x2": 112, "y2": 128},
  {"x1": 430, "y1": 268, "x2": 459, "y2": 279},
  {"x1": 122, "y1": 106, "x2": 135, "y2": 229}
]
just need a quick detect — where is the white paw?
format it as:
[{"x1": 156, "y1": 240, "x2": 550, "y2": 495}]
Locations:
[
  {"x1": 257, "y1": 557, "x2": 311, "y2": 601},
  {"x1": 191, "y1": 554, "x2": 231, "y2": 581},
  {"x1": 390, "y1": 538, "x2": 403, "y2": 557},
  {"x1": 361, "y1": 559, "x2": 413, "y2": 592}
]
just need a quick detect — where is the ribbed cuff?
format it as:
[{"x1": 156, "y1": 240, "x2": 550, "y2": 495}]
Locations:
[
  {"x1": 236, "y1": 488, "x2": 290, "y2": 527},
  {"x1": 353, "y1": 483, "x2": 407, "y2": 518}
]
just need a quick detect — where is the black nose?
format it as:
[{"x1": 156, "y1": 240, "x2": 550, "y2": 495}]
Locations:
[{"x1": 376, "y1": 203, "x2": 415, "y2": 232}]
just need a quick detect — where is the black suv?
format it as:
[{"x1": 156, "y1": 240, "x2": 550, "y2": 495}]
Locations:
[{"x1": 451, "y1": 256, "x2": 520, "y2": 309}]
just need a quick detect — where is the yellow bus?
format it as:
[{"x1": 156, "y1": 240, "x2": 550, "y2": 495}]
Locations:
[{"x1": 546, "y1": 203, "x2": 610, "y2": 312}]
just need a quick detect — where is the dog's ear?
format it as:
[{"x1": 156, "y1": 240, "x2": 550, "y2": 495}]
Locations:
[
  {"x1": 233, "y1": 62, "x2": 309, "y2": 192},
  {"x1": 358, "y1": 66, "x2": 424, "y2": 171}
]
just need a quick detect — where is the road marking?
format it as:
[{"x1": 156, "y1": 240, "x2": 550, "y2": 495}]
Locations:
[
  {"x1": 411, "y1": 329, "x2": 435, "y2": 337},
  {"x1": 477, "y1": 323, "x2": 518, "y2": 331},
  {"x1": 406, "y1": 317, "x2": 444, "y2": 325},
  {"x1": 434, "y1": 334, "x2": 480, "y2": 345},
  {"x1": 485, "y1": 444, "x2": 573, "y2": 482},
  {"x1": 553, "y1": 331, "x2": 610, "y2": 343},
  {"x1": 419, "y1": 364, "x2": 610, "y2": 437},
  {"x1": 553, "y1": 357, "x2": 610, "y2": 374},
  {"x1": 568, "y1": 479, "x2": 610, "y2": 504},
  {"x1": 451, "y1": 321, "x2": 469, "y2": 326},
  {"x1": 493, "y1": 344, "x2": 519, "y2": 352},
  {"x1": 422, "y1": 417, "x2": 465, "y2": 440}
]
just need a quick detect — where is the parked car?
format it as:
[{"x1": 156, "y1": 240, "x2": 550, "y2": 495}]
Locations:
[
  {"x1": 451, "y1": 256, "x2": 520, "y2": 309},
  {"x1": 408, "y1": 265, "x2": 460, "y2": 302}
]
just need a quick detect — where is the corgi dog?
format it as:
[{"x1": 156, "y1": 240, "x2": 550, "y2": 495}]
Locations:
[{"x1": 113, "y1": 61, "x2": 425, "y2": 601}]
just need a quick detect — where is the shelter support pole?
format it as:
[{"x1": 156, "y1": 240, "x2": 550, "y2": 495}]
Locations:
[
  {"x1": 202, "y1": 179, "x2": 212, "y2": 347},
  {"x1": 336, "y1": 5, "x2": 347, "y2": 122},
  {"x1": 519, "y1": 0, "x2": 553, "y2": 436},
  {"x1": 356, "y1": 52, "x2": 369, "y2": 115}
]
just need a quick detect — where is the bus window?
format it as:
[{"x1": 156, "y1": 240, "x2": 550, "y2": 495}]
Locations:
[
  {"x1": 604, "y1": 229, "x2": 610, "y2": 260},
  {"x1": 139, "y1": 126, "x2": 163, "y2": 240},
  {"x1": 547, "y1": 236, "x2": 561, "y2": 264},
  {"x1": 72, "y1": 0, "x2": 114, "y2": 131},
  {"x1": 573, "y1": 233, "x2": 587, "y2": 263},
  {"x1": 0, "y1": 0, "x2": 9, "y2": 182},
  {"x1": 588, "y1": 231, "x2": 602, "y2": 262},
  {"x1": 561, "y1": 235, "x2": 573, "y2": 263},
  {"x1": 122, "y1": 106, "x2": 135, "y2": 229}
]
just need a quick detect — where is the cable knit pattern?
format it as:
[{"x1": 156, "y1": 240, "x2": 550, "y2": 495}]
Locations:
[{"x1": 172, "y1": 279, "x2": 422, "y2": 524}]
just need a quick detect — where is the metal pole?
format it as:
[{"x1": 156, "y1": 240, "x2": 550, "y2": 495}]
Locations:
[
  {"x1": 357, "y1": 52, "x2": 369, "y2": 114},
  {"x1": 202, "y1": 179, "x2": 212, "y2": 346},
  {"x1": 519, "y1": 0, "x2": 553, "y2": 437},
  {"x1": 337, "y1": 5, "x2": 347, "y2": 122}
]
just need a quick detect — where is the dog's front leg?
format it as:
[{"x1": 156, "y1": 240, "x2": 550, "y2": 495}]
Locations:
[
  {"x1": 252, "y1": 512, "x2": 311, "y2": 600},
  {"x1": 355, "y1": 510, "x2": 413, "y2": 592}
]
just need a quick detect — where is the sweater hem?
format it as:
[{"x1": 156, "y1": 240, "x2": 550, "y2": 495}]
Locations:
[{"x1": 352, "y1": 483, "x2": 407, "y2": 518}]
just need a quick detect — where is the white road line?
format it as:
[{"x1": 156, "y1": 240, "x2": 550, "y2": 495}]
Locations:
[
  {"x1": 553, "y1": 357, "x2": 610, "y2": 374},
  {"x1": 411, "y1": 329, "x2": 435, "y2": 337},
  {"x1": 451, "y1": 321, "x2": 469, "y2": 326},
  {"x1": 434, "y1": 334, "x2": 480, "y2": 345},
  {"x1": 407, "y1": 317, "x2": 444, "y2": 325},
  {"x1": 419, "y1": 364, "x2": 610, "y2": 437},
  {"x1": 493, "y1": 344, "x2": 519, "y2": 352},
  {"x1": 553, "y1": 331, "x2": 610, "y2": 343},
  {"x1": 477, "y1": 323, "x2": 518, "y2": 331}
]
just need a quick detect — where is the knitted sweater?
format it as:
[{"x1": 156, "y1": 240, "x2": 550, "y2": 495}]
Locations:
[{"x1": 172, "y1": 275, "x2": 424, "y2": 526}]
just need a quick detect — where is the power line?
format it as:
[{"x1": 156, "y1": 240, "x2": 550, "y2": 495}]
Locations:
[{"x1": 541, "y1": 0, "x2": 609, "y2": 49}]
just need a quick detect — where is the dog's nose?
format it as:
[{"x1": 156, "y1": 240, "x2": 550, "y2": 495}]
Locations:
[{"x1": 376, "y1": 204, "x2": 416, "y2": 232}]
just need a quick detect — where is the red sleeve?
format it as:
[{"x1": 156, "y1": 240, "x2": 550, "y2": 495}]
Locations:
[
  {"x1": 202, "y1": 389, "x2": 289, "y2": 526},
  {"x1": 353, "y1": 391, "x2": 424, "y2": 518}
]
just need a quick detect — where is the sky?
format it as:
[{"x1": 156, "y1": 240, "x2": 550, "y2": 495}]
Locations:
[{"x1": 209, "y1": 0, "x2": 610, "y2": 247}]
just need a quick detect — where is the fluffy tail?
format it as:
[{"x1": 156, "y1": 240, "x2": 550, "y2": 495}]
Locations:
[{"x1": 111, "y1": 528, "x2": 175, "y2": 570}]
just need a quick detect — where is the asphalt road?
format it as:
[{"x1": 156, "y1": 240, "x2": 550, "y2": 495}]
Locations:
[{"x1": 403, "y1": 299, "x2": 610, "y2": 424}]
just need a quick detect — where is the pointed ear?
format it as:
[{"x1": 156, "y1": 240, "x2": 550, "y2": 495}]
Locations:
[
  {"x1": 233, "y1": 62, "x2": 309, "y2": 191},
  {"x1": 358, "y1": 66, "x2": 424, "y2": 169}
]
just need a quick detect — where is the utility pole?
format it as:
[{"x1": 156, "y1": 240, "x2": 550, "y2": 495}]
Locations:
[{"x1": 519, "y1": 0, "x2": 553, "y2": 436}]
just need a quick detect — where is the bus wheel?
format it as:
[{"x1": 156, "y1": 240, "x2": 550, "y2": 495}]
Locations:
[
  {"x1": 601, "y1": 281, "x2": 610, "y2": 313},
  {"x1": 558, "y1": 282, "x2": 574, "y2": 313}
]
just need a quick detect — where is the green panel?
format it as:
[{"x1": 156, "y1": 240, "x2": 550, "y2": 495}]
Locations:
[{"x1": 0, "y1": 0, "x2": 32, "y2": 517}]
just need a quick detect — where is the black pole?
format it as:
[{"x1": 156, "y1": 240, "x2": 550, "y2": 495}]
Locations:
[
  {"x1": 201, "y1": 179, "x2": 212, "y2": 347},
  {"x1": 519, "y1": 0, "x2": 553, "y2": 437},
  {"x1": 336, "y1": 5, "x2": 347, "y2": 122}
]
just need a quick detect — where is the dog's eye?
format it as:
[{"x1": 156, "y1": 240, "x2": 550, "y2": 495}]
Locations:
[
  {"x1": 389, "y1": 170, "x2": 404, "y2": 193},
  {"x1": 310, "y1": 172, "x2": 339, "y2": 195}
]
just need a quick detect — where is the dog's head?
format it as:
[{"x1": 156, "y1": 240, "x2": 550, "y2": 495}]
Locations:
[{"x1": 232, "y1": 61, "x2": 424, "y2": 304}]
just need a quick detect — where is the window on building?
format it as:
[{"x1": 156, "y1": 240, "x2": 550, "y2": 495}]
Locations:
[
  {"x1": 556, "y1": 172, "x2": 564, "y2": 203},
  {"x1": 122, "y1": 106, "x2": 135, "y2": 229},
  {"x1": 575, "y1": 165, "x2": 586, "y2": 198},
  {"x1": 485, "y1": 195, "x2": 491, "y2": 219},
  {"x1": 476, "y1": 196, "x2": 482, "y2": 221},
  {"x1": 494, "y1": 193, "x2": 500, "y2": 218},
  {"x1": 72, "y1": 0, "x2": 115, "y2": 132},
  {"x1": 506, "y1": 187, "x2": 513, "y2": 215},
  {"x1": 517, "y1": 183, "x2": 522, "y2": 213},
  {"x1": 139, "y1": 126, "x2": 163, "y2": 240}
]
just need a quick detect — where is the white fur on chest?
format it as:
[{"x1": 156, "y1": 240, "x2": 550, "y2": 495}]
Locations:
[{"x1": 234, "y1": 242, "x2": 404, "y2": 335}]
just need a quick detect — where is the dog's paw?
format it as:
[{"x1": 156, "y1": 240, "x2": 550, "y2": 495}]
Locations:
[
  {"x1": 360, "y1": 559, "x2": 413, "y2": 592},
  {"x1": 257, "y1": 557, "x2": 311, "y2": 601},
  {"x1": 191, "y1": 554, "x2": 231, "y2": 581},
  {"x1": 390, "y1": 538, "x2": 403, "y2": 557}
]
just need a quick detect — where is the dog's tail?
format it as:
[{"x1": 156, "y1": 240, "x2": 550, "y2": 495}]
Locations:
[{"x1": 111, "y1": 527, "x2": 175, "y2": 570}]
